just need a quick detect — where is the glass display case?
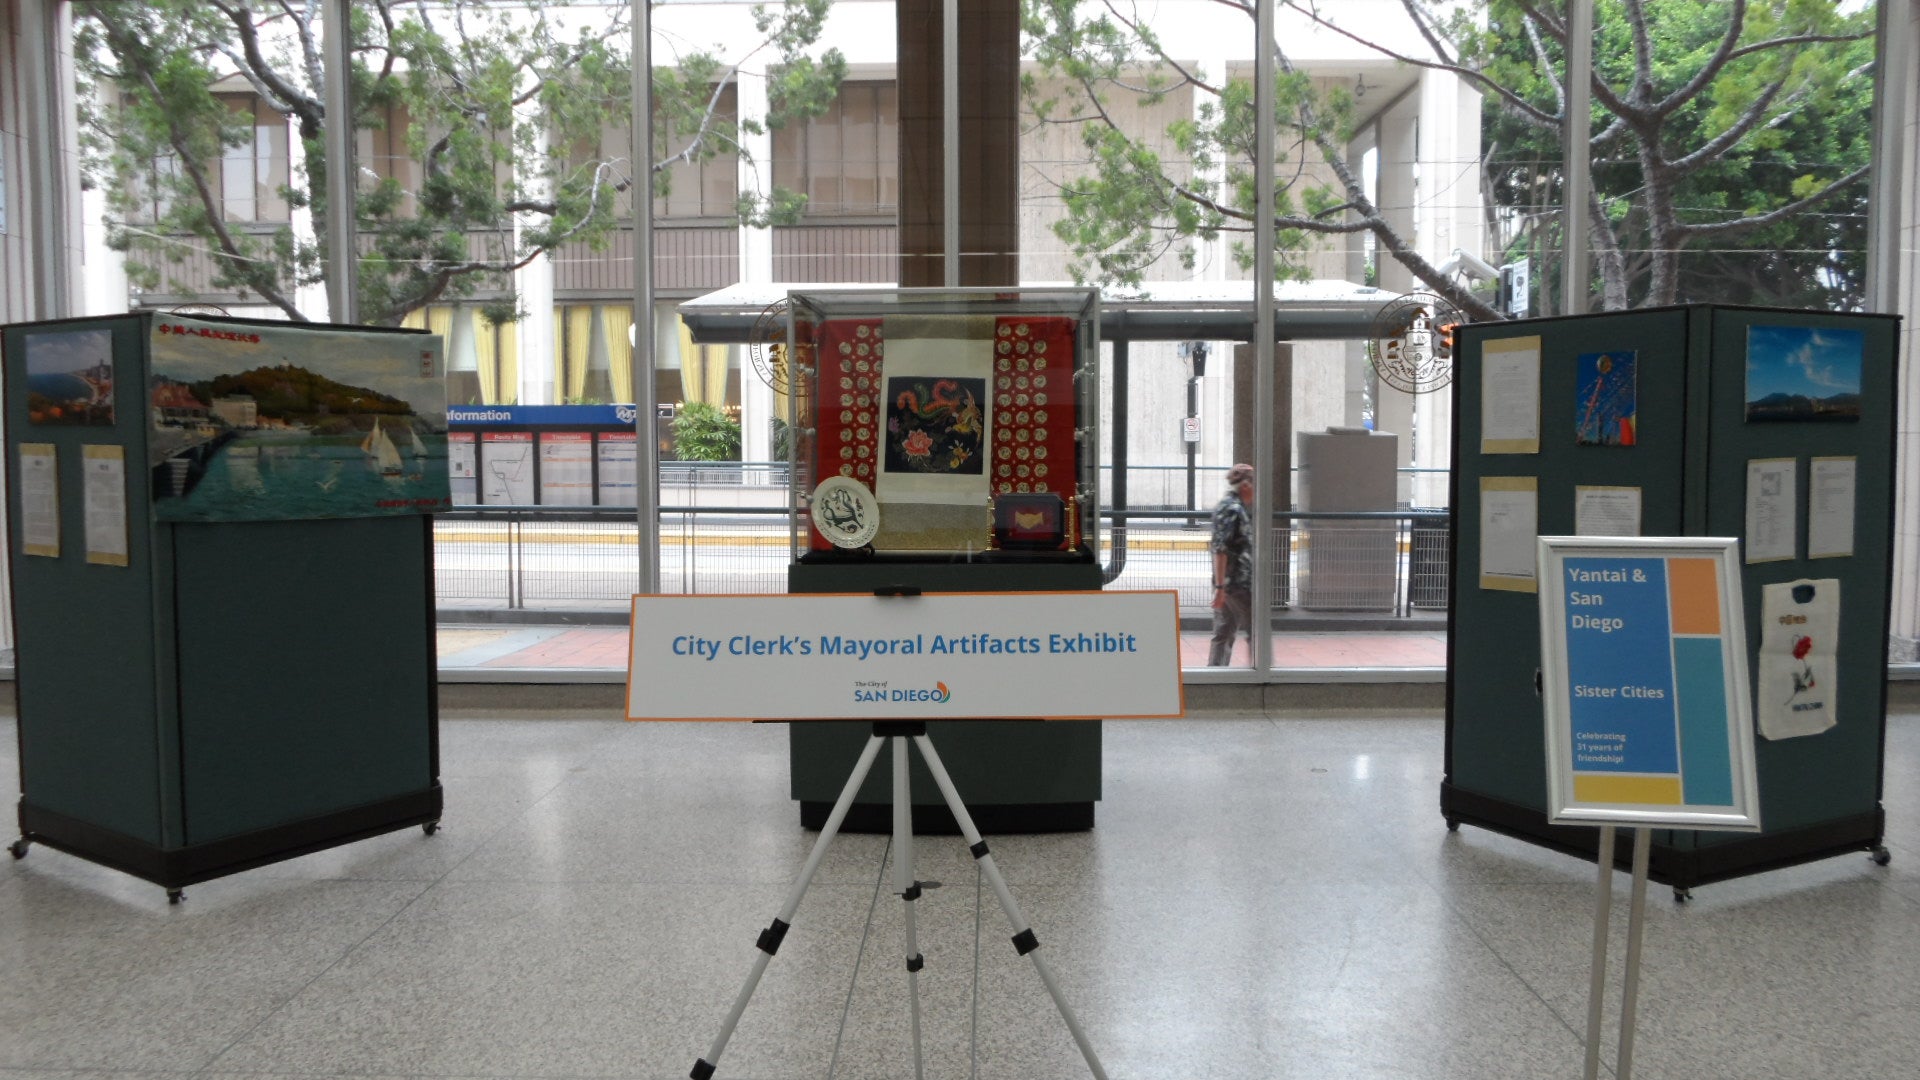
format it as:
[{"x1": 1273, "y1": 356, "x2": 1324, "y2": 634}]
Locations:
[{"x1": 783, "y1": 287, "x2": 1100, "y2": 561}]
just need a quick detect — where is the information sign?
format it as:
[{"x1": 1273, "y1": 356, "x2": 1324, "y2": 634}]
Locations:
[
  {"x1": 1537, "y1": 536, "x2": 1760, "y2": 831},
  {"x1": 627, "y1": 591, "x2": 1183, "y2": 721}
]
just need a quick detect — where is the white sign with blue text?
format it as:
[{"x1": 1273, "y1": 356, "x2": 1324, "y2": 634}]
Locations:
[{"x1": 626, "y1": 591, "x2": 1184, "y2": 721}]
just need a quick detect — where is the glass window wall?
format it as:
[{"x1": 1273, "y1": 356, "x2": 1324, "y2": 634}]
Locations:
[{"x1": 9, "y1": 0, "x2": 1907, "y2": 674}]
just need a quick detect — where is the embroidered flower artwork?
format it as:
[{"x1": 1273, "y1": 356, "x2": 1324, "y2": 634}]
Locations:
[{"x1": 885, "y1": 376, "x2": 986, "y2": 475}]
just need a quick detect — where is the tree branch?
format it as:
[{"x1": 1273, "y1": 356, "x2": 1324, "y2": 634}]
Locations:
[
  {"x1": 1677, "y1": 165, "x2": 1869, "y2": 237},
  {"x1": 1664, "y1": 76, "x2": 1787, "y2": 174},
  {"x1": 1281, "y1": 1, "x2": 1560, "y2": 129},
  {"x1": 1649, "y1": 0, "x2": 1746, "y2": 117}
]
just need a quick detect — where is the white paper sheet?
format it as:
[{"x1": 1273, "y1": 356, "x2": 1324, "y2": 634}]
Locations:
[
  {"x1": 1744, "y1": 458, "x2": 1797, "y2": 563},
  {"x1": 1757, "y1": 579, "x2": 1839, "y2": 739},
  {"x1": 1479, "y1": 477, "x2": 1538, "y2": 591},
  {"x1": 1481, "y1": 336, "x2": 1541, "y2": 454},
  {"x1": 538, "y1": 432, "x2": 594, "y2": 506},
  {"x1": 1808, "y1": 456, "x2": 1856, "y2": 559},
  {"x1": 1573, "y1": 485, "x2": 1642, "y2": 537},
  {"x1": 82, "y1": 444, "x2": 128, "y2": 567},
  {"x1": 19, "y1": 443, "x2": 59, "y2": 558}
]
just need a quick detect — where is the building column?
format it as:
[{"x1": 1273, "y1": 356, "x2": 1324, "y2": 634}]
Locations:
[
  {"x1": 736, "y1": 61, "x2": 775, "y2": 465},
  {"x1": 1408, "y1": 68, "x2": 1480, "y2": 509},
  {"x1": 514, "y1": 109, "x2": 555, "y2": 404},
  {"x1": 1883, "y1": 0, "x2": 1920, "y2": 661},
  {"x1": 1370, "y1": 90, "x2": 1420, "y2": 496},
  {"x1": 284, "y1": 121, "x2": 328, "y2": 320},
  {"x1": 896, "y1": 0, "x2": 1018, "y2": 286}
]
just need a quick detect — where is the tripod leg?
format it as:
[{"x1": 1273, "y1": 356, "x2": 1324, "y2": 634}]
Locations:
[
  {"x1": 692, "y1": 733, "x2": 887, "y2": 1080},
  {"x1": 911, "y1": 734, "x2": 1109, "y2": 1080},
  {"x1": 893, "y1": 737, "x2": 926, "y2": 1080}
]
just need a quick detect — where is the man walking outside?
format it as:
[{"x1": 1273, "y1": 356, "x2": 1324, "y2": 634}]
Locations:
[{"x1": 1209, "y1": 463, "x2": 1255, "y2": 666}]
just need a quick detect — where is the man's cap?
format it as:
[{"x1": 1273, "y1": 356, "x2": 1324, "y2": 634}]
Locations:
[{"x1": 1226, "y1": 463, "x2": 1254, "y2": 486}]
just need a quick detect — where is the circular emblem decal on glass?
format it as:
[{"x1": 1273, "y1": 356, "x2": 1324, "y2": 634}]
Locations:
[
  {"x1": 811, "y1": 476, "x2": 881, "y2": 549},
  {"x1": 1368, "y1": 292, "x2": 1462, "y2": 394}
]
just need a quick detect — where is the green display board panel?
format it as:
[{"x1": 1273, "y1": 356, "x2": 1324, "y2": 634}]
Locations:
[
  {"x1": 1698, "y1": 308, "x2": 1897, "y2": 842},
  {"x1": 1445, "y1": 305, "x2": 1896, "y2": 887},
  {"x1": 3, "y1": 313, "x2": 442, "y2": 891},
  {"x1": 174, "y1": 517, "x2": 436, "y2": 843},
  {"x1": 5, "y1": 316, "x2": 165, "y2": 844},
  {"x1": 788, "y1": 559, "x2": 1104, "y2": 830}
]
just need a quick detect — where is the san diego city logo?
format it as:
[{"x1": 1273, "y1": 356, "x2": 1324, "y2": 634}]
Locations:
[{"x1": 853, "y1": 680, "x2": 952, "y2": 704}]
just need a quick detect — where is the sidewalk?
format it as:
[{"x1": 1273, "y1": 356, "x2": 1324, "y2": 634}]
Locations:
[{"x1": 435, "y1": 624, "x2": 1449, "y2": 676}]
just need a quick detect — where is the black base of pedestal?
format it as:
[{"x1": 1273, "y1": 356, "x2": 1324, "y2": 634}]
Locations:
[
  {"x1": 16, "y1": 786, "x2": 443, "y2": 891},
  {"x1": 1439, "y1": 781, "x2": 1884, "y2": 890},
  {"x1": 800, "y1": 799, "x2": 1095, "y2": 835}
]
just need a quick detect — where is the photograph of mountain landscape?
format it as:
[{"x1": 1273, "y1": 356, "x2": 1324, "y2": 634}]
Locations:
[
  {"x1": 148, "y1": 317, "x2": 449, "y2": 522},
  {"x1": 1746, "y1": 325, "x2": 1863, "y2": 423}
]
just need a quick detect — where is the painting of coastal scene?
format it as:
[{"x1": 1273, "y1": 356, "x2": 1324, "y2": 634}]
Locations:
[
  {"x1": 1746, "y1": 325, "x2": 1863, "y2": 422},
  {"x1": 149, "y1": 318, "x2": 449, "y2": 522},
  {"x1": 26, "y1": 327, "x2": 116, "y2": 426}
]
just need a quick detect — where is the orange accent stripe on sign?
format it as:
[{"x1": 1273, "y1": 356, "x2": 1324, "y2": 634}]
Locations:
[{"x1": 1666, "y1": 558, "x2": 1721, "y2": 636}]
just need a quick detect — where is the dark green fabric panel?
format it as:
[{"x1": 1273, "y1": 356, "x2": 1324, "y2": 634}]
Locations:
[
  {"x1": 1699, "y1": 308, "x2": 1898, "y2": 835},
  {"x1": 1449, "y1": 309, "x2": 1693, "y2": 810},
  {"x1": 173, "y1": 516, "x2": 436, "y2": 843},
  {"x1": 4, "y1": 316, "x2": 165, "y2": 844},
  {"x1": 1451, "y1": 305, "x2": 1897, "y2": 846}
]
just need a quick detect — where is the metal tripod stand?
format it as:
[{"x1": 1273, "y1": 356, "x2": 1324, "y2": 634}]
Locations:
[{"x1": 690, "y1": 721, "x2": 1107, "y2": 1080}]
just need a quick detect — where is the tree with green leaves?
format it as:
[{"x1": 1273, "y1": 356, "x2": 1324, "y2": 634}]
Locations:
[
  {"x1": 1023, "y1": 0, "x2": 1874, "y2": 318},
  {"x1": 77, "y1": 0, "x2": 845, "y2": 327},
  {"x1": 671, "y1": 400, "x2": 743, "y2": 460}
]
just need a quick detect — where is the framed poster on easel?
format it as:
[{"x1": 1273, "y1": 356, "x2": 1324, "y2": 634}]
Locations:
[{"x1": 1537, "y1": 535, "x2": 1760, "y2": 833}]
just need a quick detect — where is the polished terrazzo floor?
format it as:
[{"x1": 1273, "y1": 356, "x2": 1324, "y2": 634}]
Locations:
[{"x1": 2, "y1": 709, "x2": 1916, "y2": 1079}]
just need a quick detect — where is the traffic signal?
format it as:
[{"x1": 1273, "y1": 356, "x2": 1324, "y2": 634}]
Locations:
[{"x1": 1437, "y1": 321, "x2": 1458, "y2": 357}]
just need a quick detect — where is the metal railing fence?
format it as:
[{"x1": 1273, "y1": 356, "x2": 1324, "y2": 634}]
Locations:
[{"x1": 434, "y1": 505, "x2": 1450, "y2": 619}]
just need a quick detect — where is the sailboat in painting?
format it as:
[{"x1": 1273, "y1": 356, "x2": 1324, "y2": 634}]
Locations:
[{"x1": 363, "y1": 419, "x2": 404, "y2": 477}]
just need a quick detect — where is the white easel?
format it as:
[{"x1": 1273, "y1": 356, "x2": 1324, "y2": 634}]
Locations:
[{"x1": 690, "y1": 721, "x2": 1107, "y2": 1080}]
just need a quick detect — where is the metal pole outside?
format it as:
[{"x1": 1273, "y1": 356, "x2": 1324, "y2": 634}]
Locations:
[
  {"x1": 942, "y1": 0, "x2": 960, "y2": 287},
  {"x1": 1252, "y1": 0, "x2": 1276, "y2": 671},
  {"x1": 631, "y1": 0, "x2": 660, "y2": 592},
  {"x1": 322, "y1": 0, "x2": 357, "y2": 323},
  {"x1": 1561, "y1": 0, "x2": 1593, "y2": 315}
]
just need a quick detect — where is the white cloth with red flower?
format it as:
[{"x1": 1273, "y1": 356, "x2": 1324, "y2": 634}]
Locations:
[{"x1": 1757, "y1": 578, "x2": 1840, "y2": 740}]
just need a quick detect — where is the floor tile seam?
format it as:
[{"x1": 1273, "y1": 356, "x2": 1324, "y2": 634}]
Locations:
[
  {"x1": 1426, "y1": 883, "x2": 1599, "y2": 1056},
  {"x1": 193, "y1": 746, "x2": 603, "y2": 1076},
  {"x1": 0, "y1": 1070, "x2": 203, "y2": 1078},
  {"x1": 823, "y1": 836, "x2": 895, "y2": 1080},
  {"x1": 187, "y1": 874, "x2": 443, "y2": 1078},
  {"x1": 194, "y1": 1060, "x2": 691, "y2": 1068}
]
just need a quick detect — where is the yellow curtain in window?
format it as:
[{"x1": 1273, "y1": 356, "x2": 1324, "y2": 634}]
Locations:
[
  {"x1": 472, "y1": 312, "x2": 519, "y2": 404},
  {"x1": 401, "y1": 307, "x2": 452, "y2": 337},
  {"x1": 564, "y1": 305, "x2": 592, "y2": 401},
  {"x1": 677, "y1": 318, "x2": 727, "y2": 406},
  {"x1": 473, "y1": 309, "x2": 499, "y2": 404},
  {"x1": 497, "y1": 320, "x2": 519, "y2": 404},
  {"x1": 603, "y1": 305, "x2": 634, "y2": 403}
]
